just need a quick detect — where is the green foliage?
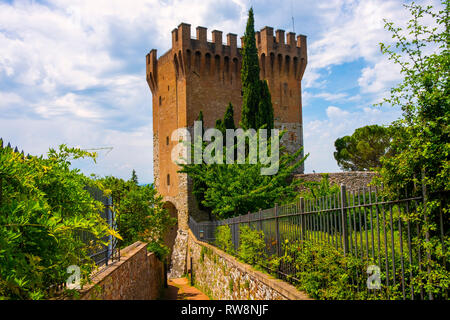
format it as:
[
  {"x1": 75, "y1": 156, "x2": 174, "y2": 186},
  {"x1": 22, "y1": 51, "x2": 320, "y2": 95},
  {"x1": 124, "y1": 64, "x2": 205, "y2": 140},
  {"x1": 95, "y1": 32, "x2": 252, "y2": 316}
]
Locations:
[
  {"x1": 200, "y1": 246, "x2": 207, "y2": 263},
  {"x1": 99, "y1": 174, "x2": 176, "y2": 260},
  {"x1": 240, "y1": 7, "x2": 260, "y2": 130},
  {"x1": 375, "y1": 0, "x2": 449, "y2": 297},
  {"x1": 377, "y1": 0, "x2": 449, "y2": 194},
  {"x1": 228, "y1": 278, "x2": 234, "y2": 294},
  {"x1": 333, "y1": 125, "x2": 392, "y2": 171},
  {"x1": 223, "y1": 103, "x2": 236, "y2": 131},
  {"x1": 0, "y1": 145, "x2": 116, "y2": 300},
  {"x1": 238, "y1": 225, "x2": 266, "y2": 266},
  {"x1": 180, "y1": 135, "x2": 307, "y2": 219},
  {"x1": 299, "y1": 173, "x2": 340, "y2": 201},
  {"x1": 147, "y1": 241, "x2": 170, "y2": 261},
  {"x1": 257, "y1": 80, "x2": 274, "y2": 134},
  {"x1": 277, "y1": 239, "x2": 368, "y2": 300},
  {"x1": 131, "y1": 169, "x2": 138, "y2": 186},
  {"x1": 191, "y1": 111, "x2": 210, "y2": 216},
  {"x1": 215, "y1": 225, "x2": 234, "y2": 254}
]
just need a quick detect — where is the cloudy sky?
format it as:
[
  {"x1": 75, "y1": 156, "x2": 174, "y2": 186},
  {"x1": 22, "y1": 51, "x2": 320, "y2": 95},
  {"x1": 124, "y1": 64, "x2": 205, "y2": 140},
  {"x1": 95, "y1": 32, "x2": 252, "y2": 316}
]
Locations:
[{"x1": 0, "y1": 0, "x2": 441, "y2": 184}]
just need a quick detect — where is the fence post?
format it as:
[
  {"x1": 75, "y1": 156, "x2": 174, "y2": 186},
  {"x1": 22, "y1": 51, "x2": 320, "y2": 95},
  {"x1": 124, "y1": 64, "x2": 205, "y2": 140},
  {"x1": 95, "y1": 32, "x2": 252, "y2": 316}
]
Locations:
[
  {"x1": 258, "y1": 209, "x2": 262, "y2": 231},
  {"x1": 275, "y1": 203, "x2": 281, "y2": 257},
  {"x1": 421, "y1": 169, "x2": 433, "y2": 300},
  {"x1": 300, "y1": 197, "x2": 305, "y2": 242},
  {"x1": 340, "y1": 185, "x2": 349, "y2": 256}
]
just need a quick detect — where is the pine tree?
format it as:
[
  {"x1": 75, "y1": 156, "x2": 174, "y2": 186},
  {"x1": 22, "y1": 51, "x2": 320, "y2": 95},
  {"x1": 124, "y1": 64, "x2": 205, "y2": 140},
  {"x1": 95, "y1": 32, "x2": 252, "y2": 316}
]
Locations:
[{"x1": 240, "y1": 7, "x2": 261, "y2": 130}]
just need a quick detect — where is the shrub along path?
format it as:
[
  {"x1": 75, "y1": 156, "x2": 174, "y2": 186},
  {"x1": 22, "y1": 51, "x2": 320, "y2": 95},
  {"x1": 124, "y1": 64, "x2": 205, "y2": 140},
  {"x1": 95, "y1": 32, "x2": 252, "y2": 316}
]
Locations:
[{"x1": 162, "y1": 278, "x2": 209, "y2": 300}]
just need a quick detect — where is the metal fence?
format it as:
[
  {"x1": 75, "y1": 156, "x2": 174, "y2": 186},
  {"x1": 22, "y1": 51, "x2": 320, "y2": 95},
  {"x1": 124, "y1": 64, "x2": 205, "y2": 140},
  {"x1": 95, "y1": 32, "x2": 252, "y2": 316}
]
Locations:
[
  {"x1": 0, "y1": 139, "x2": 120, "y2": 267},
  {"x1": 83, "y1": 186, "x2": 120, "y2": 266},
  {"x1": 189, "y1": 185, "x2": 448, "y2": 300}
]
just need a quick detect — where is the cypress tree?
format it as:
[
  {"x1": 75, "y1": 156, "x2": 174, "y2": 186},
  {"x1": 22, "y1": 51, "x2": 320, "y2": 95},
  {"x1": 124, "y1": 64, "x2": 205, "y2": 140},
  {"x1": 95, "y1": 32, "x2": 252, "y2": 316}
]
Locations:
[
  {"x1": 197, "y1": 110, "x2": 205, "y2": 137},
  {"x1": 215, "y1": 119, "x2": 225, "y2": 135},
  {"x1": 256, "y1": 80, "x2": 274, "y2": 133},
  {"x1": 131, "y1": 169, "x2": 138, "y2": 186},
  {"x1": 240, "y1": 7, "x2": 261, "y2": 130},
  {"x1": 223, "y1": 103, "x2": 236, "y2": 130}
]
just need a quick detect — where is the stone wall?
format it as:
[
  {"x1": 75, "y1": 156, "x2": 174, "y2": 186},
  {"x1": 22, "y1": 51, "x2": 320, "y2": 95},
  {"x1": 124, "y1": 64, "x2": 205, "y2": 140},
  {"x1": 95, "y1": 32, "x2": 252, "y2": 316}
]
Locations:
[
  {"x1": 79, "y1": 242, "x2": 164, "y2": 300},
  {"x1": 295, "y1": 171, "x2": 378, "y2": 192},
  {"x1": 186, "y1": 230, "x2": 311, "y2": 300},
  {"x1": 168, "y1": 229, "x2": 188, "y2": 279}
]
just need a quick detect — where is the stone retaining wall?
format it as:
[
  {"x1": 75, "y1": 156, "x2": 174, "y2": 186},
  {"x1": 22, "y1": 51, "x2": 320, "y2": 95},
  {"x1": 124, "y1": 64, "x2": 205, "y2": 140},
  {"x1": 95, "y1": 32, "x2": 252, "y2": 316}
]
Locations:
[
  {"x1": 187, "y1": 230, "x2": 311, "y2": 300},
  {"x1": 295, "y1": 171, "x2": 378, "y2": 192},
  {"x1": 79, "y1": 241, "x2": 164, "y2": 300}
]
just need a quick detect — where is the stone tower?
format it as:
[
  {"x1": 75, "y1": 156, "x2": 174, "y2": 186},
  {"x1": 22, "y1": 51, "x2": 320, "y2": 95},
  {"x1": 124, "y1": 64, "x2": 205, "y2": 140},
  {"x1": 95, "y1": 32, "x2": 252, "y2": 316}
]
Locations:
[{"x1": 146, "y1": 23, "x2": 307, "y2": 277}]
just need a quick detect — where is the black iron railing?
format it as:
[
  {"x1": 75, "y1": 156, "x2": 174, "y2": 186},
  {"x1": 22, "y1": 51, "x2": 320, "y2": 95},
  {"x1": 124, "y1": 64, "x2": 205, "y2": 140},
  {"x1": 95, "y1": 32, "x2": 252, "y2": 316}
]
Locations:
[{"x1": 189, "y1": 185, "x2": 448, "y2": 300}]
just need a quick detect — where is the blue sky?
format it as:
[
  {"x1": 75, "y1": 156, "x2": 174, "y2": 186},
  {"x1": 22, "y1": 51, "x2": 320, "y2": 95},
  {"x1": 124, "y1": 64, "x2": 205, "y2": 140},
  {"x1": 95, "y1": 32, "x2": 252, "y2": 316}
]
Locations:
[{"x1": 0, "y1": 0, "x2": 441, "y2": 184}]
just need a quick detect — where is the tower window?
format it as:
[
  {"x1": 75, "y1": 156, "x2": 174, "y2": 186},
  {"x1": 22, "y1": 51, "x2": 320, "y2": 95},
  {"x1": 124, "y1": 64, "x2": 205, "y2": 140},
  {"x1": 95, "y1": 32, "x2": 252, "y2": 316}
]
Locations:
[
  {"x1": 168, "y1": 85, "x2": 170, "y2": 91},
  {"x1": 166, "y1": 136, "x2": 169, "y2": 145},
  {"x1": 159, "y1": 96, "x2": 162, "y2": 106},
  {"x1": 167, "y1": 174, "x2": 171, "y2": 186}
]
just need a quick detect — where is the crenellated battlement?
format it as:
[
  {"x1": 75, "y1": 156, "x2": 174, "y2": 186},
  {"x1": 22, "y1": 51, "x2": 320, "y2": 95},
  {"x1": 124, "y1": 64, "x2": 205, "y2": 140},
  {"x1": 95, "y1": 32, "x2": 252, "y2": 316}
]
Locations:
[{"x1": 146, "y1": 23, "x2": 307, "y2": 94}]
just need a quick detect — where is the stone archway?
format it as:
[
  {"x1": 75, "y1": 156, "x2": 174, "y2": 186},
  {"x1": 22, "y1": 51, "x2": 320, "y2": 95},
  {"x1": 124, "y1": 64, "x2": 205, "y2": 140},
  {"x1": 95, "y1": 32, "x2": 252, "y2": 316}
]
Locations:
[{"x1": 163, "y1": 201, "x2": 178, "y2": 259}]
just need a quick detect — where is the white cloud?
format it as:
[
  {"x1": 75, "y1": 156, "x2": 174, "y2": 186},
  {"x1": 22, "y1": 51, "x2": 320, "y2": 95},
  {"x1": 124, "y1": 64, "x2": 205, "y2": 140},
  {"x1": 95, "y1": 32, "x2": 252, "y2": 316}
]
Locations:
[
  {"x1": 313, "y1": 92, "x2": 349, "y2": 102},
  {"x1": 358, "y1": 58, "x2": 402, "y2": 95}
]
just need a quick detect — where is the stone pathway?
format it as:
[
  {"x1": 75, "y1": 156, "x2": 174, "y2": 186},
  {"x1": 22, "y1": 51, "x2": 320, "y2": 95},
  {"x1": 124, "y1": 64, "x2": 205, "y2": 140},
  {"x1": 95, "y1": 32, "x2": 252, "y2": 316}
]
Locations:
[{"x1": 162, "y1": 278, "x2": 210, "y2": 300}]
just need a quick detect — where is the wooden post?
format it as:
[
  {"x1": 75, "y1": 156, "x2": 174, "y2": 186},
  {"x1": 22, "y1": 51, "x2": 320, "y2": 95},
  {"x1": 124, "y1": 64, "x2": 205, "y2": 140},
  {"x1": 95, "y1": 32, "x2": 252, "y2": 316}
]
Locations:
[{"x1": 340, "y1": 185, "x2": 349, "y2": 256}]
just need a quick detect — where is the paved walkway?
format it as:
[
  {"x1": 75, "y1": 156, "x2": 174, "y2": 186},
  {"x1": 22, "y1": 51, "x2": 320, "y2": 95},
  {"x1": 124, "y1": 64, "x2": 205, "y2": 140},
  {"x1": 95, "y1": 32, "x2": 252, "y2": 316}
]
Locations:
[{"x1": 162, "y1": 278, "x2": 210, "y2": 300}]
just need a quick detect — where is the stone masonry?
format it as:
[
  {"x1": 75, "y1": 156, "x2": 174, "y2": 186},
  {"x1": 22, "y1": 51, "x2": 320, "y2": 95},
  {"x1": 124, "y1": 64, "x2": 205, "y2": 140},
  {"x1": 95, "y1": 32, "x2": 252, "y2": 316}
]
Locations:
[
  {"x1": 295, "y1": 171, "x2": 378, "y2": 192},
  {"x1": 187, "y1": 230, "x2": 311, "y2": 300},
  {"x1": 78, "y1": 242, "x2": 164, "y2": 300}
]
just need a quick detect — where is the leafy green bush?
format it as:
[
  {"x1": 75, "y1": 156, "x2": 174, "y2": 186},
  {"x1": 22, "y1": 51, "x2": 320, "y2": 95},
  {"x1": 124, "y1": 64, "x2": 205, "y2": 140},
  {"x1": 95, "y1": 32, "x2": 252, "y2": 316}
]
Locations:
[
  {"x1": 278, "y1": 239, "x2": 368, "y2": 300},
  {"x1": 215, "y1": 225, "x2": 234, "y2": 254},
  {"x1": 299, "y1": 173, "x2": 340, "y2": 201},
  {"x1": 238, "y1": 225, "x2": 266, "y2": 266},
  {"x1": 375, "y1": 1, "x2": 449, "y2": 298},
  {"x1": 0, "y1": 145, "x2": 118, "y2": 300},
  {"x1": 99, "y1": 174, "x2": 176, "y2": 260}
]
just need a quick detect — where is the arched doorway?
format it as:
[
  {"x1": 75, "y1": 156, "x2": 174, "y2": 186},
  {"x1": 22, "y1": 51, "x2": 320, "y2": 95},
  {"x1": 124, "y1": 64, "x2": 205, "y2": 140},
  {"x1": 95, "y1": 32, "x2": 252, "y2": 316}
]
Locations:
[{"x1": 163, "y1": 202, "x2": 178, "y2": 259}]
